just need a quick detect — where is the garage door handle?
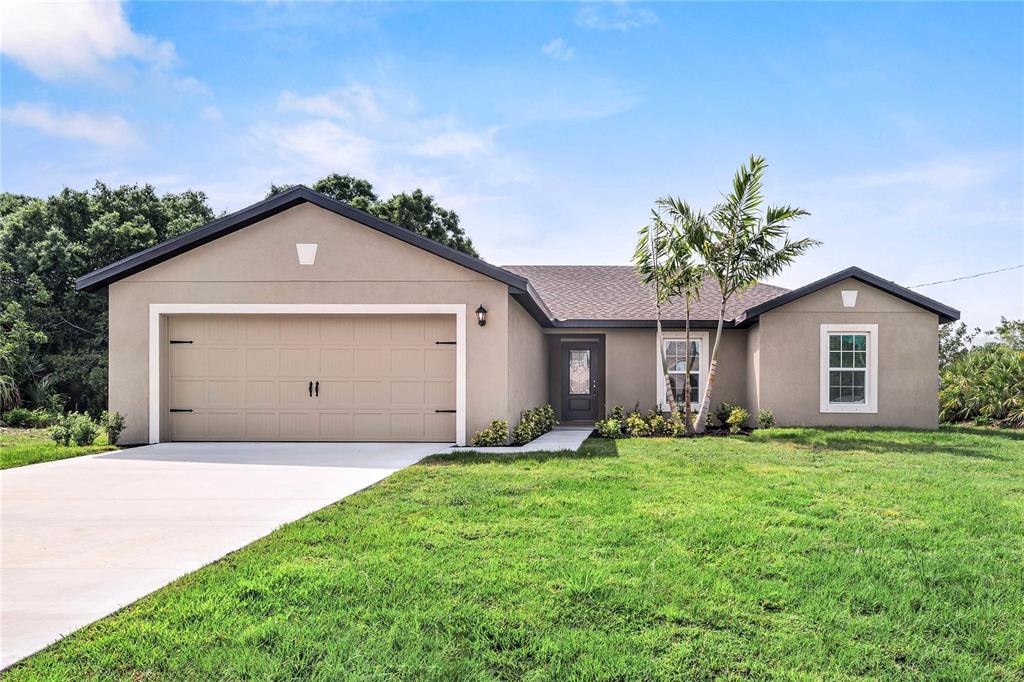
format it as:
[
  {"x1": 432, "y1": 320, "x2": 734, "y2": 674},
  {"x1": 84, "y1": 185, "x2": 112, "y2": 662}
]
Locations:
[
  {"x1": 315, "y1": 381, "x2": 319, "y2": 397},
  {"x1": 308, "y1": 381, "x2": 313, "y2": 397}
]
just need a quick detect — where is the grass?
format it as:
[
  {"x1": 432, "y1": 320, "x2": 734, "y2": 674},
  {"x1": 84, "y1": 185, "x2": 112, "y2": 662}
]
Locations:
[
  {"x1": 0, "y1": 427, "x2": 115, "y2": 470},
  {"x1": 7, "y1": 426, "x2": 1024, "y2": 680}
]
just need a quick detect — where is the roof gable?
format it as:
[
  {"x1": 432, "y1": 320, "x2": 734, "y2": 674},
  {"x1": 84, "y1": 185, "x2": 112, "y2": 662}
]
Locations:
[
  {"x1": 76, "y1": 185, "x2": 528, "y2": 293},
  {"x1": 737, "y1": 266, "x2": 960, "y2": 325}
]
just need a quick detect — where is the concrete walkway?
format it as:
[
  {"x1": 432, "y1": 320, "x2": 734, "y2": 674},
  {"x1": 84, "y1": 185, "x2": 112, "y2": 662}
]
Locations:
[
  {"x1": 0, "y1": 442, "x2": 444, "y2": 669},
  {"x1": 447, "y1": 424, "x2": 593, "y2": 454}
]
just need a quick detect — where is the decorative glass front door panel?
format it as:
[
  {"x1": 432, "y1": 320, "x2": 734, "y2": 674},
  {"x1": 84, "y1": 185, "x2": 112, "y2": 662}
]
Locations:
[{"x1": 568, "y1": 350, "x2": 591, "y2": 395}]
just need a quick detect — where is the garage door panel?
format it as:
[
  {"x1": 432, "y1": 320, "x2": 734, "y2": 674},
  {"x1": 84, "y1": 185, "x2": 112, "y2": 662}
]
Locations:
[
  {"x1": 390, "y1": 413, "x2": 424, "y2": 440},
  {"x1": 246, "y1": 413, "x2": 279, "y2": 439},
  {"x1": 280, "y1": 412, "x2": 316, "y2": 440},
  {"x1": 391, "y1": 348, "x2": 424, "y2": 377},
  {"x1": 208, "y1": 381, "x2": 243, "y2": 408},
  {"x1": 245, "y1": 381, "x2": 278, "y2": 408},
  {"x1": 425, "y1": 413, "x2": 455, "y2": 441},
  {"x1": 320, "y1": 413, "x2": 353, "y2": 439},
  {"x1": 354, "y1": 318, "x2": 390, "y2": 344},
  {"x1": 207, "y1": 412, "x2": 244, "y2": 440},
  {"x1": 424, "y1": 348, "x2": 455, "y2": 378},
  {"x1": 318, "y1": 381, "x2": 353, "y2": 408},
  {"x1": 390, "y1": 381, "x2": 425, "y2": 406},
  {"x1": 353, "y1": 348, "x2": 388, "y2": 377},
  {"x1": 246, "y1": 318, "x2": 279, "y2": 344},
  {"x1": 208, "y1": 348, "x2": 243, "y2": 376},
  {"x1": 279, "y1": 380, "x2": 313, "y2": 407},
  {"x1": 245, "y1": 348, "x2": 278, "y2": 376},
  {"x1": 279, "y1": 348, "x2": 320, "y2": 376},
  {"x1": 321, "y1": 349, "x2": 353, "y2": 377},
  {"x1": 353, "y1": 413, "x2": 388, "y2": 440},
  {"x1": 168, "y1": 314, "x2": 455, "y2": 442},
  {"x1": 170, "y1": 379, "x2": 206, "y2": 407}
]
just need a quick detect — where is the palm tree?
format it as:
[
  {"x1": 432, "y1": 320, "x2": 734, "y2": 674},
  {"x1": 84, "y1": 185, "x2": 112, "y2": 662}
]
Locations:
[
  {"x1": 657, "y1": 198, "x2": 709, "y2": 434},
  {"x1": 634, "y1": 210, "x2": 679, "y2": 414},
  {"x1": 692, "y1": 155, "x2": 820, "y2": 432}
]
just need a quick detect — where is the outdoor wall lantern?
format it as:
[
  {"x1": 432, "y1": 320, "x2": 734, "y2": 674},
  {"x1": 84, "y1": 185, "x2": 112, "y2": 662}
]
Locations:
[{"x1": 476, "y1": 305, "x2": 488, "y2": 326}]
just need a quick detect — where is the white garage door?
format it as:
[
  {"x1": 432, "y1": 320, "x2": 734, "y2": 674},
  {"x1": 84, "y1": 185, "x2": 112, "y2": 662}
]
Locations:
[{"x1": 167, "y1": 315, "x2": 456, "y2": 442}]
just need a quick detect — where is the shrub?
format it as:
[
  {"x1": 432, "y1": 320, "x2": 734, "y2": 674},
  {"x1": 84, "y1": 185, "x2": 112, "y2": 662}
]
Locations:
[
  {"x1": 757, "y1": 408, "x2": 775, "y2": 429},
  {"x1": 609, "y1": 405, "x2": 626, "y2": 422},
  {"x1": 940, "y1": 344, "x2": 1024, "y2": 427},
  {"x1": 50, "y1": 412, "x2": 98, "y2": 447},
  {"x1": 511, "y1": 404, "x2": 558, "y2": 445},
  {"x1": 666, "y1": 411, "x2": 688, "y2": 437},
  {"x1": 726, "y1": 406, "x2": 750, "y2": 434},
  {"x1": 714, "y1": 401, "x2": 737, "y2": 427},
  {"x1": 3, "y1": 406, "x2": 57, "y2": 428},
  {"x1": 100, "y1": 410, "x2": 126, "y2": 446},
  {"x1": 471, "y1": 419, "x2": 509, "y2": 447},
  {"x1": 595, "y1": 418, "x2": 622, "y2": 439},
  {"x1": 647, "y1": 412, "x2": 668, "y2": 437},
  {"x1": 625, "y1": 412, "x2": 652, "y2": 438}
]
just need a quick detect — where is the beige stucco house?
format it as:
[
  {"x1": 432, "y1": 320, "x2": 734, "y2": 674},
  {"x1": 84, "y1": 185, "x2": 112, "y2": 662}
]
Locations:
[{"x1": 77, "y1": 186, "x2": 960, "y2": 445}]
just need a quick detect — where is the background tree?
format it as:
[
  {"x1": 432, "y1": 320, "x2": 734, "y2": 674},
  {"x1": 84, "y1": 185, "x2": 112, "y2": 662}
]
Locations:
[
  {"x1": 685, "y1": 156, "x2": 820, "y2": 432},
  {"x1": 0, "y1": 183, "x2": 216, "y2": 414},
  {"x1": 938, "y1": 321, "x2": 980, "y2": 369},
  {"x1": 269, "y1": 173, "x2": 478, "y2": 256}
]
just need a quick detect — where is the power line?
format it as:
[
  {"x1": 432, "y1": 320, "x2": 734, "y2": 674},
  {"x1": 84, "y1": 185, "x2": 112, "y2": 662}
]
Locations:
[{"x1": 906, "y1": 264, "x2": 1024, "y2": 289}]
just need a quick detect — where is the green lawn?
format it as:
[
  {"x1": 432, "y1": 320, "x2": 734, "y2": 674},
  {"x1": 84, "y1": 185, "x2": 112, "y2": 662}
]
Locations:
[
  {"x1": 0, "y1": 428, "x2": 116, "y2": 470},
  {"x1": 7, "y1": 427, "x2": 1023, "y2": 680}
]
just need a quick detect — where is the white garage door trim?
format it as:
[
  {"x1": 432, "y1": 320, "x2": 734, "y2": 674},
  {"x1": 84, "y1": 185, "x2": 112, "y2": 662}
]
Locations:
[{"x1": 149, "y1": 304, "x2": 467, "y2": 445}]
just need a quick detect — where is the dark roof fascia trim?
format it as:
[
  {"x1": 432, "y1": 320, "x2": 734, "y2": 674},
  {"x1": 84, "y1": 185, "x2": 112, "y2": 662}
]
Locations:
[
  {"x1": 736, "y1": 266, "x2": 960, "y2": 326},
  {"x1": 76, "y1": 185, "x2": 530, "y2": 293},
  {"x1": 551, "y1": 318, "x2": 733, "y2": 329}
]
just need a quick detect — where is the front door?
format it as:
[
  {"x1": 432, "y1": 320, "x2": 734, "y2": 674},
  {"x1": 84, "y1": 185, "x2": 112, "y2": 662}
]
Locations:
[{"x1": 561, "y1": 342, "x2": 600, "y2": 421}]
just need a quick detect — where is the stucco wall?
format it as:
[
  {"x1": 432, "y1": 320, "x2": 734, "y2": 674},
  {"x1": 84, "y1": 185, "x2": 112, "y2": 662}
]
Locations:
[
  {"x1": 744, "y1": 323, "x2": 760, "y2": 422},
  {"x1": 756, "y1": 278, "x2": 940, "y2": 428},
  {"x1": 507, "y1": 296, "x2": 548, "y2": 428},
  {"x1": 108, "y1": 203, "x2": 511, "y2": 444}
]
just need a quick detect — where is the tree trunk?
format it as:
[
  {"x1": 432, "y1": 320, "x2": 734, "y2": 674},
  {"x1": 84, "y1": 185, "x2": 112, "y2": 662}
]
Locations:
[
  {"x1": 657, "y1": 311, "x2": 677, "y2": 414},
  {"x1": 683, "y1": 298, "x2": 694, "y2": 435},
  {"x1": 694, "y1": 298, "x2": 726, "y2": 433}
]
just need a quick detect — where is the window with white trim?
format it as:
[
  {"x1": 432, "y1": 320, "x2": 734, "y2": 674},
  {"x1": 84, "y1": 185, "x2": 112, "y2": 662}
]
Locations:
[
  {"x1": 819, "y1": 324, "x2": 878, "y2": 413},
  {"x1": 827, "y1": 333, "x2": 867, "y2": 404},
  {"x1": 664, "y1": 338, "x2": 701, "y2": 406}
]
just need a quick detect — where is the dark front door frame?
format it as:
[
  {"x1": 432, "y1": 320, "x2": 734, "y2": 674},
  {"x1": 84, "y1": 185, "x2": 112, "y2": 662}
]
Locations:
[{"x1": 547, "y1": 334, "x2": 606, "y2": 423}]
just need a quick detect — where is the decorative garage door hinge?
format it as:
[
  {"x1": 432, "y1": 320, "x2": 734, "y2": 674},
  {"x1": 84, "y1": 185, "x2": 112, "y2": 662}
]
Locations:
[
  {"x1": 434, "y1": 409, "x2": 456, "y2": 413},
  {"x1": 169, "y1": 340, "x2": 193, "y2": 344},
  {"x1": 169, "y1": 408, "x2": 193, "y2": 413},
  {"x1": 434, "y1": 341, "x2": 456, "y2": 345}
]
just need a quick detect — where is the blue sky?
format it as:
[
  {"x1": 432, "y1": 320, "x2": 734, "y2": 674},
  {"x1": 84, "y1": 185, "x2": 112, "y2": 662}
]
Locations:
[{"x1": 2, "y1": 1, "x2": 1021, "y2": 330}]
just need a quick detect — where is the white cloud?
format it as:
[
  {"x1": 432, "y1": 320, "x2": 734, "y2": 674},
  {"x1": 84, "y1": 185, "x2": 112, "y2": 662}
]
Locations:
[
  {"x1": 277, "y1": 85, "x2": 384, "y2": 121},
  {"x1": 0, "y1": 0, "x2": 174, "y2": 80},
  {"x1": 842, "y1": 157, "x2": 1004, "y2": 193},
  {"x1": 576, "y1": 3, "x2": 658, "y2": 31},
  {"x1": 252, "y1": 119, "x2": 377, "y2": 175},
  {"x1": 414, "y1": 130, "x2": 494, "y2": 158},
  {"x1": 541, "y1": 38, "x2": 575, "y2": 61},
  {"x1": 2, "y1": 102, "x2": 140, "y2": 147},
  {"x1": 175, "y1": 76, "x2": 211, "y2": 96}
]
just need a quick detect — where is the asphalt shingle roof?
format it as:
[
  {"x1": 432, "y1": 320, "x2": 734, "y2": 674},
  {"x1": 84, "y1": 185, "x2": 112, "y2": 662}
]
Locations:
[{"x1": 502, "y1": 265, "x2": 789, "y2": 322}]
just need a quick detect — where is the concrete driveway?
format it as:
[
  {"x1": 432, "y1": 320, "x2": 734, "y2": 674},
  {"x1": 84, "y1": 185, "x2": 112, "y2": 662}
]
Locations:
[{"x1": 0, "y1": 441, "x2": 445, "y2": 669}]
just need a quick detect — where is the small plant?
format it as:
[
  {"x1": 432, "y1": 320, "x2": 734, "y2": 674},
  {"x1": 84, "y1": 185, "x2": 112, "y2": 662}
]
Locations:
[
  {"x1": 50, "y1": 412, "x2": 98, "y2": 447},
  {"x1": 595, "y1": 418, "x2": 622, "y2": 439},
  {"x1": 757, "y1": 408, "x2": 775, "y2": 429},
  {"x1": 2, "y1": 406, "x2": 57, "y2": 428},
  {"x1": 714, "y1": 401, "x2": 737, "y2": 427},
  {"x1": 666, "y1": 411, "x2": 688, "y2": 437},
  {"x1": 100, "y1": 410, "x2": 126, "y2": 445},
  {"x1": 625, "y1": 412, "x2": 652, "y2": 438},
  {"x1": 647, "y1": 412, "x2": 668, "y2": 437},
  {"x1": 511, "y1": 404, "x2": 559, "y2": 445},
  {"x1": 471, "y1": 419, "x2": 509, "y2": 447},
  {"x1": 726, "y1": 406, "x2": 750, "y2": 434},
  {"x1": 609, "y1": 405, "x2": 626, "y2": 422}
]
